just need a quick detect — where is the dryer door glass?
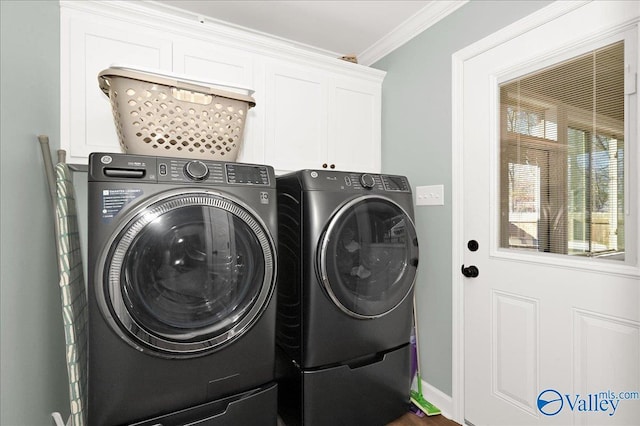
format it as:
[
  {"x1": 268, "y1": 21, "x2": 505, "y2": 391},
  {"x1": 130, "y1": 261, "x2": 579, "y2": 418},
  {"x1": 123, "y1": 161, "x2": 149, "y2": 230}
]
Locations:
[
  {"x1": 319, "y1": 196, "x2": 419, "y2": 318},
  {"x1": 103, "y1": 192, "x2": 275, "y2": 357}
]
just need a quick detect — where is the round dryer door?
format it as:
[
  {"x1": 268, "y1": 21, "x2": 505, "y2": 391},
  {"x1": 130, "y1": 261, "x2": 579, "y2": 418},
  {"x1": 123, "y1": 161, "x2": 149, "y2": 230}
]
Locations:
[
  {"x1": 318, "y1": 195, "x2": 419, "y2": 318},
  {"x1": 98, "y1": 189, "x2": 275, "y2": 358}
]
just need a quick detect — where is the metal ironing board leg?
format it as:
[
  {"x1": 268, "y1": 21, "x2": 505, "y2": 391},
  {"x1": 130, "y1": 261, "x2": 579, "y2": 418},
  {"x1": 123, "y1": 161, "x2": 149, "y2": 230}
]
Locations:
[{"x1": 38, "y1": 134, "x2": 56, "y2": 203}]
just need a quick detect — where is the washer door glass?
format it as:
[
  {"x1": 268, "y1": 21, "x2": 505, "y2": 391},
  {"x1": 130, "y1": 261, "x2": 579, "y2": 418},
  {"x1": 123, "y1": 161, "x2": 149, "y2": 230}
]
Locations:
[
  {"x1": 319, "y1": 196, "x2": 419, "y2": 318},
  {"x1": 102, "y1": 191, "x2": 275, "y2": 357}
]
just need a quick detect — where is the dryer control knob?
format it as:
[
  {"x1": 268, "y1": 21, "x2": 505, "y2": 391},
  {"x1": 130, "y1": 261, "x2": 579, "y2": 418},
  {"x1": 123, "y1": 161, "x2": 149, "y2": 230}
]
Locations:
[
  {"x1": 184, "y1": 160, "x2": 209, "y2": 181},
  {"x1": 360, "y1": 173, "x2": 376, "y2": 189}
]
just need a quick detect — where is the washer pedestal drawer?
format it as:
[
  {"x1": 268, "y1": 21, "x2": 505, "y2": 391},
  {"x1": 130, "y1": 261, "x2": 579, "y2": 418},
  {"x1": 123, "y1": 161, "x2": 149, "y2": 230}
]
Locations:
[{"x1": 130, "y1": 382, "x2": 278, "y2": 426}]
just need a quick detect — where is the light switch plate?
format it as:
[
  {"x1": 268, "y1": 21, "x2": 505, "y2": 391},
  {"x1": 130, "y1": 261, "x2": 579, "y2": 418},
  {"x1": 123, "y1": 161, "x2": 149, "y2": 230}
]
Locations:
[{"x1": 415, "y1": 184, "x2": 444, "y2": 206}]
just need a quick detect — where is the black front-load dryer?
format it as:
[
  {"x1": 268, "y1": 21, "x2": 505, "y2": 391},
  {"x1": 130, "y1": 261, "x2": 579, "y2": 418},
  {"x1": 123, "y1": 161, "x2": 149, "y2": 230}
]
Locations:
[
  {"x1": 87, "y1": 153, "x2": 278, "y2": 425},
  {"x1": 275, "y1": 169, "x2": 419, "y2": 425},
  {"x1": 276, "y1": 169, "x2": 419, "y2": 368}
]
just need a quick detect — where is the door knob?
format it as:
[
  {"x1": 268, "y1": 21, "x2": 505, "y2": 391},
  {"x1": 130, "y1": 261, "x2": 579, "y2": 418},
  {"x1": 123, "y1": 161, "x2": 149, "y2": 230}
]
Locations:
[{"x1": 461, "y1": 264, "x2": 479, "y2": 278}]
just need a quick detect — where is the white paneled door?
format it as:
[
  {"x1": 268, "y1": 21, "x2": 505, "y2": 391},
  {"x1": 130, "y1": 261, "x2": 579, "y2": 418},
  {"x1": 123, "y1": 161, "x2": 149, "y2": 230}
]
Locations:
[{"x1": 459, "y1": 2, "x2": 639, "y2": 425}]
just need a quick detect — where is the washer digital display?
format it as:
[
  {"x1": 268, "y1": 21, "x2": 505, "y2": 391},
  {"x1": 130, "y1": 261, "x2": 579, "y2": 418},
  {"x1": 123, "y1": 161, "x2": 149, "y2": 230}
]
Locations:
[
  {"x1": 226, "y1": 164, "x2": 270, "y2": 185},
  {"x1": 382, "y1": 175, "x2": 409, "y2": 192}
]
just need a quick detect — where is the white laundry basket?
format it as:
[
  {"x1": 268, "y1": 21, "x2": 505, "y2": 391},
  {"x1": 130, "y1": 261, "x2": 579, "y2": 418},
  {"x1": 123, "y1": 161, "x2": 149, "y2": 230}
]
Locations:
[{"x1": 99, "y1": 66, "x2": 256, "y2": 161}]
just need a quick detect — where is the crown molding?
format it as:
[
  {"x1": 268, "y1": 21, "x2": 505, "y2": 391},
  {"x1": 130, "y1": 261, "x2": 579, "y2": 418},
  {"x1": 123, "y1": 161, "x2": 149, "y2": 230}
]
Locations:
[{"x1": 359, "y1": 0, "x2": 469, "y2": 66}]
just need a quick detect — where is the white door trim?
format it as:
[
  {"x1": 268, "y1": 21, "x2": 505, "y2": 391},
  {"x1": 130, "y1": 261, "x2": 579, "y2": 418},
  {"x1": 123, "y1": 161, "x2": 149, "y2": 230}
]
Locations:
[{"x1": 451, "y1": 1, "x2": 593, "y2": 423}]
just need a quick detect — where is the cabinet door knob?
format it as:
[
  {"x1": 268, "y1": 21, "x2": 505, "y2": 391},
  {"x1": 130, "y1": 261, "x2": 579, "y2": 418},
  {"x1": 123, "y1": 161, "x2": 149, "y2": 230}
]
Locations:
[
  {"x1": 330, "y1": 164, "x2": 335, "y2": 169},
  {"x1": 322, "y1": 163, "x2": 328, "y2": 168}
]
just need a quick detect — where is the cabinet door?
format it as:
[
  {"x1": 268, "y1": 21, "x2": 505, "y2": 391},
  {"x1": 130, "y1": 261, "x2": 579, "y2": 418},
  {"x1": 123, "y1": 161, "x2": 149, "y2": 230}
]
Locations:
[
  {"x1": 173, "y1": 39, "x2": 253, "y2": 87},
  {"x1": 173, "y1": 39, "x2": 259, "y2": 163},
  {"x1": 328, "y1": 78, "x2": 381, "y2": 173},
  {"x1": 263, "y1": 61, "x2": 328, "y2": 172},
  {"x1": 61, "y1": 9, "x2": 172, "y2": 164}
]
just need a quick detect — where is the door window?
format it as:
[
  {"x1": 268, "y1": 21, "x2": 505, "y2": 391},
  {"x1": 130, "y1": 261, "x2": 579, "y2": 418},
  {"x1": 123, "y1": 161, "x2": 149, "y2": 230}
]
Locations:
[
  {"x1": 499, "y1": 40, "x2": 629, "y2": 261},
  {"x1": 319, "y1": 196, "x2": 419, "y2": 318}
]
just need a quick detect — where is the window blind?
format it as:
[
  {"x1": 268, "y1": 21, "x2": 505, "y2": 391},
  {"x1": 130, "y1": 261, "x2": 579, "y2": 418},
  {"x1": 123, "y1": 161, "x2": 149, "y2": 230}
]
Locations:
[{"x1": 499, "y1": 40, "x2": 625, "y2": 260}]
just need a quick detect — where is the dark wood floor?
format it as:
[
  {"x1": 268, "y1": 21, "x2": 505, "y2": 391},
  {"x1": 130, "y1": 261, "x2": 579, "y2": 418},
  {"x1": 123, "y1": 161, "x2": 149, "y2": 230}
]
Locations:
[{"x1": 387, "y1": 412, "x2": 460, "y2": 426}]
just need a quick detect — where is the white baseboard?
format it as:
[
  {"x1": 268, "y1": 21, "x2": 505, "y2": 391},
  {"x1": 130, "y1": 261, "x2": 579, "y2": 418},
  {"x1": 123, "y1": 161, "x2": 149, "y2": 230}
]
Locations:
[{"x1": 421, "y1": 380, "x2": 454, "y2": 420}]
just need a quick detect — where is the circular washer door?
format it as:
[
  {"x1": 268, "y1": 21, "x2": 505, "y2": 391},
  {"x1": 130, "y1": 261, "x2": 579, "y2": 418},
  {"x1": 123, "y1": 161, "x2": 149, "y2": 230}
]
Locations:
[
  {"x1": 318, "y1": 195, "x2": 419, "y2": 318},
  {"x1": 98, "y1": 189, "x2": 275, "y2": 358}
]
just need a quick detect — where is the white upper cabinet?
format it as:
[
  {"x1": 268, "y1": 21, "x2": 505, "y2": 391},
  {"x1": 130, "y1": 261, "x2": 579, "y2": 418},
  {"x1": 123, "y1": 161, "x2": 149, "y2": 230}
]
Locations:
[
  {"x1": 263, "y1": 62, "x2": 382, "y2": 173},
  {"x1": 61, "y1": 6, "x2": 172, "y2": 164},
  {"x1": 263, "y1": 61, "x2": 328, "y2": 172},
  {"x1": 59, "y1": 1, "x2": 385, "y2": 173},
  {"x1": 328, "y1": 77, "x2": 381, "y2": 173},
  {"x1": 172, "y1": 38, "x2": 262, "y2": 164},
  {"x1": 172, "y1": 40, "x2": 254, "y2": 88}
]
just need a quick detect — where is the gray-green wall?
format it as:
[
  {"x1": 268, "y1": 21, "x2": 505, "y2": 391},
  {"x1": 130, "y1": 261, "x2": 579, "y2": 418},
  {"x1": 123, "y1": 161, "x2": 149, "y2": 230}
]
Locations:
[
  {"x1": 1, "y1": 1, "x2": 68, "y2": 425},
  {"x1": 373, "y1": 0, "x2": 552, "y2": 396}
]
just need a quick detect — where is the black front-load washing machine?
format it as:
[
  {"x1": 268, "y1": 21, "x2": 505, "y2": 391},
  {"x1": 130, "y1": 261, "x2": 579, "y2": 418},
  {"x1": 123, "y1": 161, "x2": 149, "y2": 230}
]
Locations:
[
  {"x1": 275, "y1": 169, "x2": 419, "y2": 425},
  {"x1": 87, "y1": 152, "x2": 278, "y2": 425}
]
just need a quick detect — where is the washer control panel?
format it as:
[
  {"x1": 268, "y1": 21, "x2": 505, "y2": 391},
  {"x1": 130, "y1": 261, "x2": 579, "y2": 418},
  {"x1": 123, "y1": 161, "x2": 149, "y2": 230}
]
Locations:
[
  {"x1": 160, "y1": 158, "x2": 270, "y2": 186},
  {"x1": 90, "y1": 153, "x2": 272, "y2": 187}
]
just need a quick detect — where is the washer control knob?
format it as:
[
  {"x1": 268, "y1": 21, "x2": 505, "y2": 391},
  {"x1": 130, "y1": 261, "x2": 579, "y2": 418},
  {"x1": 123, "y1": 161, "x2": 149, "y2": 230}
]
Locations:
[
  {"x1": 184, "y1": 160, "x2": 209, "y2": 181},
  {"x1": 360, "y1": 173, "x2": 376, "y2": 189}
]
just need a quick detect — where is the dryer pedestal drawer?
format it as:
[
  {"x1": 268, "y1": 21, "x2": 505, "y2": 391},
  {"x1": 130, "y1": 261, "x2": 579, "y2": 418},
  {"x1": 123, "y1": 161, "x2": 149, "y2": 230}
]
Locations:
[{"x1": 277, "y1": 344, "x2": 411, "y2": 426}]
